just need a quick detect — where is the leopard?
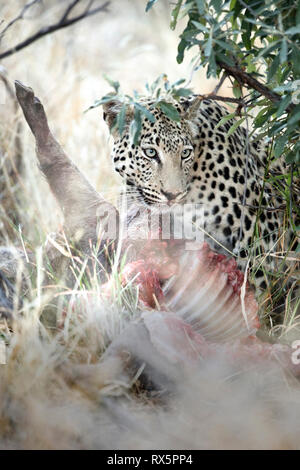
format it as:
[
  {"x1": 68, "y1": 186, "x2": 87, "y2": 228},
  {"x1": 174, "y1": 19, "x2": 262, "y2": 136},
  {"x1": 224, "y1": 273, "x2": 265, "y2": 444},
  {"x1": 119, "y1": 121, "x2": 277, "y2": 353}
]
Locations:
[{"x1": 103, "y1": 95, "x2": 297, "y2": 292}]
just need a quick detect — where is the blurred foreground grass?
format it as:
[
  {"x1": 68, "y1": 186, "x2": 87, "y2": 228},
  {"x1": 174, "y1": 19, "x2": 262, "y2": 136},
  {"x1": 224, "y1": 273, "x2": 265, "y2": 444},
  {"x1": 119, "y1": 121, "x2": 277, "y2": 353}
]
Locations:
[{"x1": 0, "y1": 0, "x2": 299, "y2": 353}]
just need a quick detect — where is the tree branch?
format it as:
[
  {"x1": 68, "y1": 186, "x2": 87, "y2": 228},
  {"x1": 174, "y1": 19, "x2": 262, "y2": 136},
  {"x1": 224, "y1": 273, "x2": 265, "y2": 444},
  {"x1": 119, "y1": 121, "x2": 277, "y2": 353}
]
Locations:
[
  {"x1": 0, "y1": 0, "x2": 110, "y2": 61},
  {"x1": 217, "y1": 60, "x2": 295, "y2": 114},
  {"x1": 212, "y1": 72, "x2": 227, "y2": 95}
]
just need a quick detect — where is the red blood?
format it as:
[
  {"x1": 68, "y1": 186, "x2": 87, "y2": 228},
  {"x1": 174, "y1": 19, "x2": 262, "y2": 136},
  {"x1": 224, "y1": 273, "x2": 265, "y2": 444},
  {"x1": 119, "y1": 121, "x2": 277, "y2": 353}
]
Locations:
[{"x1": 122, "y1": 260, "x2": 165, "y2": 308}]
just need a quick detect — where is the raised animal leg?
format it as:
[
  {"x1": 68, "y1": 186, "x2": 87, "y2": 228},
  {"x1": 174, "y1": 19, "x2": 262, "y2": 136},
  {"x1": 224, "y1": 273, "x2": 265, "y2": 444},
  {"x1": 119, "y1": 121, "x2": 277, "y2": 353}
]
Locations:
[{"x1": 15, "y1": 81, "x2": 119, "y2": 255}]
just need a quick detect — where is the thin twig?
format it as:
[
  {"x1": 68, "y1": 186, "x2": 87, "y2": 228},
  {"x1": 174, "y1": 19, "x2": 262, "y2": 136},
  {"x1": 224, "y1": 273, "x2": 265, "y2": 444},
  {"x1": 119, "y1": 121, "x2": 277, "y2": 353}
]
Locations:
[
  {"x1": 59, "y1": 0, "x2": 81, "y2": 23},
  {"x1": 84, "y1": 0, "x2": 96, "y2": 14},
  {"x1": 0, "y1": 0, "x2": 110, "y2": 61},
  {"x1": 200, "y1": 93, "x2": 244, "y2": 105},
  {"x1": 212, "y1": 72, "x2": 227, "y2": 94},
  {"x1": 0, "y1": 0, "x2": 41, "y2": 41}
]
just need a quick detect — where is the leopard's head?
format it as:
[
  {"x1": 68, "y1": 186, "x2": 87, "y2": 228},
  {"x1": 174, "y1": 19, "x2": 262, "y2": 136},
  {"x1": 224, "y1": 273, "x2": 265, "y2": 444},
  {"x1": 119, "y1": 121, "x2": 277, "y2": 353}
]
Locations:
[{"x1": 103, "y1": 97, "x2": 201, "y2": 206}]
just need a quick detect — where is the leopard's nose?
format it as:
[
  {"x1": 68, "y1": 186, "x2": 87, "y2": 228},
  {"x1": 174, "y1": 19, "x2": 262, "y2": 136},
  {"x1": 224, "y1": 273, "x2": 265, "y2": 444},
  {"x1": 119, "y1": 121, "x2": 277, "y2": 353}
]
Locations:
[{"x1": 161, "y1": 190, "x2": 183, "y2": 201}]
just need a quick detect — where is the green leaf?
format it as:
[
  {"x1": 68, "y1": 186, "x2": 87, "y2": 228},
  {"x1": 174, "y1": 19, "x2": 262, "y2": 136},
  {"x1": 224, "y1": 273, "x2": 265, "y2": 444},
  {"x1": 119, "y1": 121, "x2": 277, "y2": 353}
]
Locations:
[
  {"x1": 232, "y1": 80, "x2": 242, "y2": 99},
  {"x1": 276, "y1": 94, "x2": 291, "y2": 117},
  {"x1": 204, "y1": 34, "x2": 213, "y2": 57},
  {"x1": 233, "y1": 0, "x2": 243, "y2": 20},
  {"x1": 84, "y1": 94, "x2": 117, "y2": 112},
  {"x1": 291, "y1": 46, "x2": 300, "y2": 75},
  {"x1": 227, "y1": 118, "x2": 245, "y2": 136},
  {"x1": 285, "y1": 25, "x2": 300, "y2": 35},
  {"x1": 192, "y1": 21, "x2": 209, "y2": 33},
  {"x1": 210, "y1": 0, "x2": 222, "y2": 14},
  {"x1": 215, "y1": 51, "x2": 235, "y2": 66},
  {"x1": 173, "y1": 87, "x2": 193, "y2": 97},
  {"x1": 117, "y1": 104, "x2": 127, "y2": 136},
  {"x1": 177, "y1": 37, "x2": 188, "y2": 63},
  {"x1": 280, "y1": 40, "x2": 287, "y2": 64},
  {"x1": 172, "y1": 78, "x2": 186, "y2": 87},
  {"x1": 268, "y1": 121, "x2": 286, "y2": 136},
  {"x1": 254, "y1": 107, "x2": 275, "y2": 127},
  {"x1": 287, "y1": 110, "x2": 300, "y2": 126},
  {"x1": 285, "y1": 150, "x2": 299, "y2": 164},
  {"x1": 145, "y1": 0, "x2": 158, "y2": 12},
  {"x1": 215, "y1": 112, "x2": 236, "y2": 129},
  {"x1": 103, "y1": 74, "x2": 120, "y2": 93},
  {"x1": 267, "y1": 55, "x2": 280, "y2": 81},
  {"x1": 297, "y1": 1, "x2": 300, "y2": 25},
  {"x1": 274, "y1": 83, "x2": 297, "y2": 93},
  {"x1": 256, "y1": 40, "x2": 280, "y2": 59},
  {"x1": 150, "y1": 73, "x2": 165, "y2": 94},
  {"x1": 245, "y1": 54, "x2": 256, "y2": 74},
  {"x1": 134, "y1": 103, "x2": 156, "y2": 123},
  {"x1": 130, "y1": 109, "x2": 142, "y2": 145},
  {"x1": 156, "y1": 101, "x2": 181, "y2": 122},
  {"x1": 170, "y1": 0, "x2": 183, "y2": 30},
  {"x1": 207, "y1": 51, "x2": 217, "y2": 77},
  {"x1": 274, "y1": 134, "x2": 288, "y2": 158},
  {"x1": 196, "y1": 0, "x2": 205, "y2": 15},
  {"x1": 175, "y1": 0, "x2": 194, "y2": 19},
  {"x1": 214, "y1": 39, "x2": 235, "y2": 53},
  {"x1": 242, "y1": 32, "x2": 251, "y2": 50}
]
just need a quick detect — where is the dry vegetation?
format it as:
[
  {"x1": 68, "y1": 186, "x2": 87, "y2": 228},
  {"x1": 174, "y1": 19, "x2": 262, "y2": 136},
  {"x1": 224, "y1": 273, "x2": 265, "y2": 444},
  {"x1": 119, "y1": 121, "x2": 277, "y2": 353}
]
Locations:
[
  {"x1": 0, "y1": 0, "x2": 300, "y2": 450},
  {"x1": 0, "y1": 0, "x2": 218, "y2": 240}
]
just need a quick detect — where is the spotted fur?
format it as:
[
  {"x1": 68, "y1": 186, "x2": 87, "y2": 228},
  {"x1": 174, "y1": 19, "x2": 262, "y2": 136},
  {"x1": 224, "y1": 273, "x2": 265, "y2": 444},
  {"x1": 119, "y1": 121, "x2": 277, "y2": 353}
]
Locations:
[{"x1": 103, "y1": 96, "x2": 295, "y2": 290}]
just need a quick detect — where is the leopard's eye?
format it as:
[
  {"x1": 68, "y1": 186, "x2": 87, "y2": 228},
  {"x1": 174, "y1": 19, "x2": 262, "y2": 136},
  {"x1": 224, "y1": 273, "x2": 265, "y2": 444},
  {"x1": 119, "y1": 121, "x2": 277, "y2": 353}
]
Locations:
[
  {"x1": 182, "y1": 148, "x2": 193, "y2": 159},
  {"x1": 143, "y1": 148, "x2": 158, "y2": 159}
]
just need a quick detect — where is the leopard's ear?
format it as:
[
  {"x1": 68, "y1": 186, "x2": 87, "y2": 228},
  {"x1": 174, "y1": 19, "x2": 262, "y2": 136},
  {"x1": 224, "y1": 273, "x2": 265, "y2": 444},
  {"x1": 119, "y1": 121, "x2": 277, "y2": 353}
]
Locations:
[
  {"x1": 182, "y1": 96, "x2": 203, "y2": 137},
  {"x1": 182, "y1": 96, "x2": 203, "y2": 121},
  {"x1": 102, "y1": 100, "x2": 134, "y2": 135}
]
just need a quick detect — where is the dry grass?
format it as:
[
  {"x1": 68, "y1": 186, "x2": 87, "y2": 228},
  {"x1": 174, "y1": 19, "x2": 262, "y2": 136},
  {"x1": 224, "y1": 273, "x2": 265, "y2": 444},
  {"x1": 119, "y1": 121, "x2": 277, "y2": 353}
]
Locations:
[{"x1": 0, "y1": 0, "x2": 300, "y2": 450}]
